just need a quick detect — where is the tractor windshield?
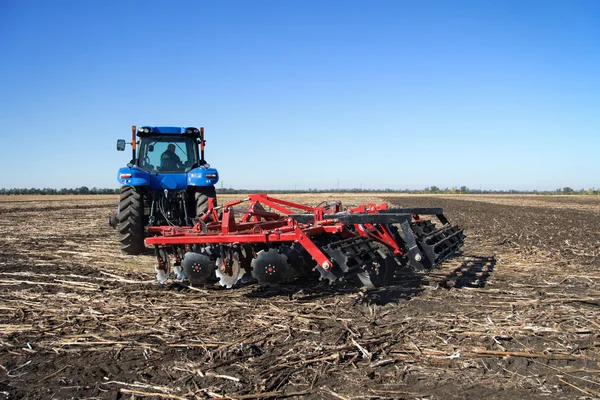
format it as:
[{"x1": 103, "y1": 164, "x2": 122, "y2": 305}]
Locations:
[{"x1": 138, "y1": 135, "x2": 198, "y2": 173}]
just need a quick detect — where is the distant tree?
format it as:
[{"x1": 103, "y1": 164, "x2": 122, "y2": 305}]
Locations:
[
  {"x1": 430, "y1": 186, "x2": 440, "y2": 193},
  {"x1": 562, "y1": 187, "x2": 574, "y2": 194},
  {"x1": 460, "y1": 186, "x2": 468, "y2": 194},
  {"x1": 78, "y1": 186, "x2": 90, "y2": 195}
]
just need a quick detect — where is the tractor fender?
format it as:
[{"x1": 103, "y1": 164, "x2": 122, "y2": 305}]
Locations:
[
  {"x1": 187, "y1": 166, "x2": 219, "y2": 187},
  {"x1": 117, "y1": 166, "x2": 151, "y2": 187}
]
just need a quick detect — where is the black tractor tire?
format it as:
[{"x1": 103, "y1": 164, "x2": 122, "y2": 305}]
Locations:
[
  {"x1": 118, "y1": 186, "x2": 146, "y2": 255},
  {"x1": 194, "y1": 185, "x2": 217, "y2": 219}
]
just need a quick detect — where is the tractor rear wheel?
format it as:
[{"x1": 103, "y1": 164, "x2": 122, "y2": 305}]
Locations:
[
  {"x1": 118, "y1": 186, "x2": 145, "y2": 255},
  {"x1": 195, "y1": 185, "x2": 217, "y2": 219}
]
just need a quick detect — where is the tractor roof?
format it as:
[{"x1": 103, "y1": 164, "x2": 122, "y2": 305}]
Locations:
[{"x1": 137, "y1": 126, "x2": 201, "y2": 136}]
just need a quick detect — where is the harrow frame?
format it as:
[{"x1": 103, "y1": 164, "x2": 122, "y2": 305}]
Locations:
[{"x1": 145, "y1": 194, "x2": 464, "y2": 288}]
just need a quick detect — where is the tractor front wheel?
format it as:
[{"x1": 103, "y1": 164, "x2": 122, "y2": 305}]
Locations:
[{"x1": 118, "y1": 186, "x2": 145, "y2": 255}]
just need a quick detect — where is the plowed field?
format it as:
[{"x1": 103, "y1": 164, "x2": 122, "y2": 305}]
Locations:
[{"x1": 1, "y1": 194, "x2": 599, "y2": 399}]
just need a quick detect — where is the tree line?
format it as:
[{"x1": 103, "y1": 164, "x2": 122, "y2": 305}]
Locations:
[
  {"x1": 217, "y1": 186, "x2": 600, "y2": 195},
  {"x1": 0, "y1": 186, "x2": 597, "y2": 196},
  {"x1": 0, "y1": 187, "x2": 120, "y2": 195}
]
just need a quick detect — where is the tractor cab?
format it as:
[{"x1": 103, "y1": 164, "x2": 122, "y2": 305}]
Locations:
[
  {"x1": 133, "y1": 126, "x2": 206, "y2": 173},
  {"x1": 115, "y1": 126, "x2": 218, "y2": 189},
  {"x1": 139, "y1": 135, "x2": 199, "y2": 173}
]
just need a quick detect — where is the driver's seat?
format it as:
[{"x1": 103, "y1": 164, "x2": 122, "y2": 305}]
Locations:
[{"x1": 160, "y1": 158, "x2": 178, "y2": 171}]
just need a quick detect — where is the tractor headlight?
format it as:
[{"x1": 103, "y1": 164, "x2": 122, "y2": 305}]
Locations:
[
  {"x1": 139, "y1": 127, "x2": 151, "y2": 133},
  {"x1": 186, "y1": 127, "x2": 199, "y2": 135}
]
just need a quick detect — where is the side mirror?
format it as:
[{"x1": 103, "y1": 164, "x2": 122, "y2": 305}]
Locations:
[
  {"x1": 148, "y1": 144, "x2": 154, "y2": 152},
  {"x1": 116, "y1": 139, "x2": 126, "y2": 151}
]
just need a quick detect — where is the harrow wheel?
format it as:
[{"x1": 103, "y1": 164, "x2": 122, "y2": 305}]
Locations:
[{"x1": 118, "y1": 186, "x2": 145, "y2": 255}]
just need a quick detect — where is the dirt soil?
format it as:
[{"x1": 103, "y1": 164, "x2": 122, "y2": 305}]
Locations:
[{"x1": 1, "y1": 194, "x2": 599, "y2": 400}]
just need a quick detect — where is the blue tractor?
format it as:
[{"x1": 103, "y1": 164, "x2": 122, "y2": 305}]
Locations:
[{"x1": 110, "y1": 125, "x2": 219, "y2": 255}]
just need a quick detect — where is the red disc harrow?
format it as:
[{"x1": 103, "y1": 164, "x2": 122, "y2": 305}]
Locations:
[{"x1": 145, "y1": 194, "x2": 464, "y2": 288}]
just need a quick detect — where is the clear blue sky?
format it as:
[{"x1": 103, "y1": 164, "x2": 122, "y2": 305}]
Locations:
[{"x1": 1, "y1": 0, "x2": 598, "y2": 191}]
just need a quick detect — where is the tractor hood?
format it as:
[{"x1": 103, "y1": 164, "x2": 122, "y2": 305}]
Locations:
[{"x1": 117, "y1": 165, "x2": 219, "y2": 190}]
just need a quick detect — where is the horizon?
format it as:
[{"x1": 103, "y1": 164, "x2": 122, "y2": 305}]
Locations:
[
  {"x1": 0, "y1": 185, "x2": 597, "y2": 194},
  {"x1": 1, "y1": 1, "x2": 598, "y2": 191}
]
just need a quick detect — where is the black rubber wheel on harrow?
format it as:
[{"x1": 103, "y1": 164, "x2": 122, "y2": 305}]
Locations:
[
  {"x1": 194, "y1": 185, "x2": 217, "y2": 219},
  {"x1": 118, "y1": 186, "x2": 145, "y2": 255}
]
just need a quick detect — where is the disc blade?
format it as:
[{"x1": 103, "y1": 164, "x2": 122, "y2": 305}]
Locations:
[
  {"x1": 215, "y1": 252, "x2": 247, "y2": 288},
  {"x1": 355, "y1": 245, "x2": 397, "y2": 288},
  {"x1": 182, "y1": 251, "x2": 216, "y2": 285},
  {"x1": 250, "y1": 248, "x2": 298, "y2": 285}
]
